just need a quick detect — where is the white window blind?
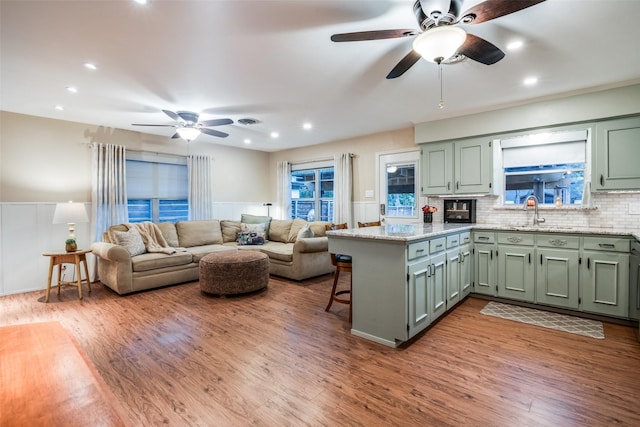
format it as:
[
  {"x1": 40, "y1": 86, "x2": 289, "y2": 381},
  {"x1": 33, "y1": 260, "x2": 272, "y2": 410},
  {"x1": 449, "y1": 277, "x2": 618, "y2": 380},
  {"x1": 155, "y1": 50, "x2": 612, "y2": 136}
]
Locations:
[
  {"x1": 126, "y1": 160, "x2": 188, "y2": 199},
  {"x1": 501, "y1": 130, "x2": 588, "y2": 168}
]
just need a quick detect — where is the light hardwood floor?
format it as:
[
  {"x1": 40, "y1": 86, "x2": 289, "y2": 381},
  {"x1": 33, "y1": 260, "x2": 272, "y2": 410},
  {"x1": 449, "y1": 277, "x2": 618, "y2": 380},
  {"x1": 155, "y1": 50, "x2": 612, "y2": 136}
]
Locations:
[{"x1": 1, "y1": 273, "x2": 640, "y2": 426}]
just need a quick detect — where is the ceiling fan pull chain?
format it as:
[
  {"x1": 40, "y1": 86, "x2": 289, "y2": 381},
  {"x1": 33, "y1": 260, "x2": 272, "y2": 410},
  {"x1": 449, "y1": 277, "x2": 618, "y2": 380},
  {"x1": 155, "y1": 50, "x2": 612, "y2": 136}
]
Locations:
[{"x1": 438, "y1": 63, "x2": 444, "y2": 109}]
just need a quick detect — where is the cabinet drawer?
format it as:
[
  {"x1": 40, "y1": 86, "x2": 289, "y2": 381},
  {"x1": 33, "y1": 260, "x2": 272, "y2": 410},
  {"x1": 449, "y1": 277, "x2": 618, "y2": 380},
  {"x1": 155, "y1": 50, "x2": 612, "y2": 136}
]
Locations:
[
  {"x1": 408, "y1": 240, "x2": 429, "y2": 260},
  {"x1": 446, "y1": 234, "x2": 460, "y2": 249},
  {"x1": 460, "y1": 232, "x2": 471, "y2": 245},
  {"x1": 583, "y1": 236, "x2": 630, "y2": 253},
  {"x1": 430, "y1": 238, "x2": 446, "y2": 253},
  {"x1": 497, "y1": 232, "x2": 534, "y2": 246},
  {"x1": 473, "y1": 231, "x2": 495, "y2": 244},
  {"x1": 536, "y1": 234, "x2": 580, "y2": 249}
]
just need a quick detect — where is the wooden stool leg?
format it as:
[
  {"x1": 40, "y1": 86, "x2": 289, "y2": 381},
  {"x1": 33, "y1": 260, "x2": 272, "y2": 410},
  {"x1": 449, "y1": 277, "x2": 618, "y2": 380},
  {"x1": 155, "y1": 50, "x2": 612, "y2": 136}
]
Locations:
[
  {"x1": 75, "y1": 258, "x2": 83, "y2": 300},
  {"x1": 45, "y1": 258, "x2": 55, "y2": 303},
  {"x1": 325, "y1": 269, "x2": 341, "y2": 312},
  {"x1": 81, "y1": 256, "x2": 91, "y2": 294}
]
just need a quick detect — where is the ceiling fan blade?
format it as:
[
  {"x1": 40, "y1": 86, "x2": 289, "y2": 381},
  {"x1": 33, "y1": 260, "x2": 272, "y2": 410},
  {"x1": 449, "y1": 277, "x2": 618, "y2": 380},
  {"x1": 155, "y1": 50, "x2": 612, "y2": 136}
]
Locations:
[
  {"x1": 177, "y1": 111, "x2": 199, "y2": 123},
  {"x1": 171, "y1": 133, "x2": 181, "y2": 139},
  {"x1": 458, "y1": 33, "x2": 505, "y2": 65},
  {"x1": 200, "y1": 118, "x2": 233, "y2": 127},
  {"x1": 386, "y1": 50, "x2": 422, "y2": 79},
  {"x1": 331, "y1": 29, "x2": 418, "y2": 42},
  {"x1": 132, "y1": 123, "x2": 177, "y2": 127},
  {"x1": 459, "y1": 0, "x2": 546, "y2": 25},
  {"x1": 162, "y1": 110, "x2": 180, "y2": 121},
  {"x1": 201, "y1": 128, "x2": 229, "y2": 138}
]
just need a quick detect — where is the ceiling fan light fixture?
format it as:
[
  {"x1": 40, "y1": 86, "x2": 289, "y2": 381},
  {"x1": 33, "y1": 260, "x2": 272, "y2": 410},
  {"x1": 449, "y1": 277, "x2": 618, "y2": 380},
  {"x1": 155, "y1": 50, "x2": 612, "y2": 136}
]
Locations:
[
  {"x1": 176, "y1": 127, "x2": 201, "y2": 141},
  {"x1": 412, "y1": 26, "x2": 467, "y2": 64}
]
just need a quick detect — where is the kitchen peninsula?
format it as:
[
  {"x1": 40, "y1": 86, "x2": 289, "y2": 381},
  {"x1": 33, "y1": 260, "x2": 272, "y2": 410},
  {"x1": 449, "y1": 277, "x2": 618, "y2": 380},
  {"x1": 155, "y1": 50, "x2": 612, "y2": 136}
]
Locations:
[{"x1": 327, "y1": 223, "x2": 473, "y2": 347}]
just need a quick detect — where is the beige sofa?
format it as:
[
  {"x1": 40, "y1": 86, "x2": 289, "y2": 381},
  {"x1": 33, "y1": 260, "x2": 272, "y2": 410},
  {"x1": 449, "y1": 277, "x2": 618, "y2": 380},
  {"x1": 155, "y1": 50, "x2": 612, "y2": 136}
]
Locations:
[{"x1": 90, "y1": 216, "x2": 334, "y2": 295}]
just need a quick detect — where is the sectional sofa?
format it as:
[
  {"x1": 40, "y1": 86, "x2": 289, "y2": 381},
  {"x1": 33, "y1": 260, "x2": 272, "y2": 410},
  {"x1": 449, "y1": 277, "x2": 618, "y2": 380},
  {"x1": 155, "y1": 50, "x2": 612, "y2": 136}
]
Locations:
[{"x1": 90, "y1": 215, "x2": 335, "y2": 295}]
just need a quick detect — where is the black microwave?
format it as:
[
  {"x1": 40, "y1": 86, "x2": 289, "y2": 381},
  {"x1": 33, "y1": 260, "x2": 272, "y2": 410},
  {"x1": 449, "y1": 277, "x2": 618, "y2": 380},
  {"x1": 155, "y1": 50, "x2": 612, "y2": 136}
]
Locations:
[{"x1": 443, "y1": 199, "x2": 477, "y2": 223}]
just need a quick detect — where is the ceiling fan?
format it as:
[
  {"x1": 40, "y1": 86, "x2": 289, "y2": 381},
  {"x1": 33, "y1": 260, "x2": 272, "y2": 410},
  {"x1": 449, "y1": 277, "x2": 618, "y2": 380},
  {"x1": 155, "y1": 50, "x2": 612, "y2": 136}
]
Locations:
[
  {"x1": 331, "y1": 0, "x2": 546, "y2": 79},
  {"x1": 132, "y1": 110, "x2": 234, "y2": 141}
]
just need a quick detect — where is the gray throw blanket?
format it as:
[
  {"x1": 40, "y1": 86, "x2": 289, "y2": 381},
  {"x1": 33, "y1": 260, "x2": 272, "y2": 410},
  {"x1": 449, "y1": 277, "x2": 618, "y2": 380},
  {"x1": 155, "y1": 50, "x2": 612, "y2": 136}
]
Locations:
[{"x1": 128, "y1": 222, "x2": 186, "y2": 255}]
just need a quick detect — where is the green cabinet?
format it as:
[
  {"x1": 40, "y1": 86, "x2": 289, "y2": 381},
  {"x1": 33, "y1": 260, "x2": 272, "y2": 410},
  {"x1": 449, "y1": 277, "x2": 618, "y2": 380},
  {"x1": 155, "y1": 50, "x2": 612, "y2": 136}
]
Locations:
[
  {"x1": 408, "y1": 256, "x2": 432, "y2": 337},
  {"x1": 594, "y1": 116, "x2": 640, "y2": 191},
  {"x1": 421, "y1": 137, "x2": 494, "y2": 195},
  {"x1": 473, "y1": 231, "x2": 496, "y2": 296},
  {"x1": 446, "y1": 235, "x2": 461, "y2": 308},
  {"x1": 430, "y1": 238, "x2": 447, "y2": 322},
  {"x1": 460, "y1": 232, "x2": 472, "y2": 298},
  {"x1": 581, "y1": 237, "x2": 630, "y2": 318},
  {"x1": 535, "y1": 234, "x2": 580, "y2": 310},
  {"x1": 496, "y1": 232, "x2": 535, "y2": 302},
  {"x1": 630, "y1": 240, "x2": 640, "y2": 321}
]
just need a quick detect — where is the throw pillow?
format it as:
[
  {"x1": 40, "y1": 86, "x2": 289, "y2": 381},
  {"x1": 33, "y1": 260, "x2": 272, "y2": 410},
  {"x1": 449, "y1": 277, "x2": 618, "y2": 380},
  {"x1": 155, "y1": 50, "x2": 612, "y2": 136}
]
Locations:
[
  {"x1": 221, "y1": 220, "x2": 242, "y2": 243},
  {"x1": 241, "y1": 214, "x2": 272, "y2": 238},
  {"x1": 287, "y1": 218, "x2": 308, "y2": 242},
  {"x1": 237, "y1": 223, "x2": 266, "y2": 246},
  {"x1": 111, "y1": 227, "x2": 146, "y2": 256},
  {"x1": 296, "y1": 225, "x2": 315, "y2": 240},
  {"x1": 268, "y1": 219, "x2": 293, "y2": 243}
]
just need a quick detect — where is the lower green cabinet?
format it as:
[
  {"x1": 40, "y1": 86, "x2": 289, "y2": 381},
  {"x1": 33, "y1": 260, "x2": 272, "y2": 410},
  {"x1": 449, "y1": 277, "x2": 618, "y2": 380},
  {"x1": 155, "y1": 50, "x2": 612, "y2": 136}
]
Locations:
[
  {"x1": 430, "y1": 252, "x2": 447, "y2": 322},
  {"x1": 408, "y1": 257, "x2": 432, "y2": 337},
  {"x1": 630, "y1": 240, "x2": 640, "y2": 321},
  {"x1": 460, "y1": 243, "x2": 472, "y2": 298},
  {"x1": 535, "y1": 248, "x2": 580, "y2": 310},
  {"x1": 581, "y1": 251, "x2": 629, "y2": 318}
]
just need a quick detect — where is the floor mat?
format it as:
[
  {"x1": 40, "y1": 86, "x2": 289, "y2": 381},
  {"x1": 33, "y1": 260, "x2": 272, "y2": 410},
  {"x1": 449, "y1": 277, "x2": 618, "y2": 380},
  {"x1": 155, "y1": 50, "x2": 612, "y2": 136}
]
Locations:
[{"x1": 480, "y1": 301, "x2": 605, "y2": 339}]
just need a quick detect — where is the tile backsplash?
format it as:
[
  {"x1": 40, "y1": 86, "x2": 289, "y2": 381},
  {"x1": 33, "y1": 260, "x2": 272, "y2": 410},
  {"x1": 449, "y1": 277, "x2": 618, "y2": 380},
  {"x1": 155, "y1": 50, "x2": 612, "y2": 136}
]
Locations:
[{"x1": 425, "y1": 193, "x2": 640, "y2": 232}]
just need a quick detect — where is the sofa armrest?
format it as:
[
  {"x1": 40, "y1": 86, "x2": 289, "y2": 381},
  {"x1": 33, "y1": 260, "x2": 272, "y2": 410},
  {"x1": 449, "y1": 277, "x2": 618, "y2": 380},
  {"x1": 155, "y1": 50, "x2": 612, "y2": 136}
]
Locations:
[
  {"x1": 293, "y1": 236, "x2": 328, "y2": 254},
  {"x1": 90, "y1": 242, "x2": 131, "y2": 263}
]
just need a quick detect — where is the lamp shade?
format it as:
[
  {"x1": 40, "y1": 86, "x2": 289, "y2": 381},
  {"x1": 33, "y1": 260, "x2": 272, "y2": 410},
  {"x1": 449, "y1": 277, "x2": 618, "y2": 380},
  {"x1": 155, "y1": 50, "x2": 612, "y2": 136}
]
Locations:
[
  {"x1": 176, "y1": 127, "x2": 201, "y2": 141},
  {"x1": 412, "y1": 26, "x2": 467, "y2": 64},
  {"x1": 53, "y1": 202, "x2": 89, "y2": 225}
]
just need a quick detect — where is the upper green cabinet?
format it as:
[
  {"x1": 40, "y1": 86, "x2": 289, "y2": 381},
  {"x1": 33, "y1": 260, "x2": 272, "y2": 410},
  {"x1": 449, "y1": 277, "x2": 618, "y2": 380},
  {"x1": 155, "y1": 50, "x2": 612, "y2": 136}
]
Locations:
[
  {"x1": 594, "y1": 116, "x2": 640, "y2": 191},
  {"x1": 421, "y1": 137, "x2": 495, "y2": 196}
]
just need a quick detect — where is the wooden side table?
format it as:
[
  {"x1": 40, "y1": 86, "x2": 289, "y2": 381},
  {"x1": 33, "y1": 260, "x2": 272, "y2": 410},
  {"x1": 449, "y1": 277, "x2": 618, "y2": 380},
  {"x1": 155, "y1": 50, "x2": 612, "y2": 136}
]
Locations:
[{"x1": 42, "y1": 249, "x2": 92, "y2": 302}]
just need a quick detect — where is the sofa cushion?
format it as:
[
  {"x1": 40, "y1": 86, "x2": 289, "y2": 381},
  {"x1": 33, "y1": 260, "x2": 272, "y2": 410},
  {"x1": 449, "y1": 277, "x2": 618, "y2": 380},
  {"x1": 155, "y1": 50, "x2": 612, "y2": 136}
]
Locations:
[
  {"x1": 240, "y1": 214, "x2": 271, "y2": 238},
  {"x1": 238, "y1": 223, "x2": 266, "y2": 245},
  {"x1": 186, "y1": 245, "x2": 236, "y2": 263},
  {"x1": 131, "y1": 251, "x2": 193, "y2": 272},
  {"x1": 176, "y1": 220, "x2": 223, "y2": 247},
  {"x1": 309, "y1": 221, "x2": 331, "y2": 237},
  {"x1": 106, "y1": 224, "x2": 129, "y2": 244},
  {"x1": 254, "y1": 242, "x2": 294, "y2": 262},
  {"x1": 111, "y1": 228, "x2": 146, "y2": 256},
  {"x1": 268, "y1": 219, "x2": 293, "y2": 243},
  {"x1": 297, "y1": 225, "x2": 315, "y2": 239},
  {"x1": 221, "y1": 220, "x2": 241, "y2": 243},
  {"x1": 287, "y1": 218, "x2": 308, "y2": 242},
  {"x1": 156, "y1": 222, "x2": 179, "y2": 248}
]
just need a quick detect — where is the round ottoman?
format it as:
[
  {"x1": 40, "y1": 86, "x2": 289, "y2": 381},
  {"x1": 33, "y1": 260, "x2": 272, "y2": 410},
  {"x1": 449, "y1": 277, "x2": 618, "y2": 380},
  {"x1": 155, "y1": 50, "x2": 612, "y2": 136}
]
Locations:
[{"x1": 199, "y1": 250, "x2": 269, "y2": 296}]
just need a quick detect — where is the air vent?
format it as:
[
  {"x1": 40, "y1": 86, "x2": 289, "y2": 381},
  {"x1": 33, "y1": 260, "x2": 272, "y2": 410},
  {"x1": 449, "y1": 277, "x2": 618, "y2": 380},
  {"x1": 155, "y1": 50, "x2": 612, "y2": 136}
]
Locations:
[{"x1": 238, "y1": 118, "x2": 261, "y2": 125}]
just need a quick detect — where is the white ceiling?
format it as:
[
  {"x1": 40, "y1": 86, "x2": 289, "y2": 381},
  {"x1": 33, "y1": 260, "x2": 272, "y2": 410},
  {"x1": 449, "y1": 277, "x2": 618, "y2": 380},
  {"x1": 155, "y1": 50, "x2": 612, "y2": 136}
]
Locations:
[{"x1": 2, "y1": 0, "x2": 640, "y2": 152}]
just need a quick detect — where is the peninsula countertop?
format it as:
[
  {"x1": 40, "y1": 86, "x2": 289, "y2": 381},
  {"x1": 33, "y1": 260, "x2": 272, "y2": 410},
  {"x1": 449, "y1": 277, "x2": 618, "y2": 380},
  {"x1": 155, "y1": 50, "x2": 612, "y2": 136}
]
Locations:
[{"x1": 325, "y1": 222, "x2": 640, "y2": 242}]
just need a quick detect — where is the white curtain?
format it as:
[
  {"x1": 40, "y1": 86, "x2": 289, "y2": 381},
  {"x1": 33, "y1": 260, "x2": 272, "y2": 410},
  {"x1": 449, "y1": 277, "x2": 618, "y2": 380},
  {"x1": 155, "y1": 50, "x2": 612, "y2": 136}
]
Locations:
[
  {"x1": 91, "y1": 143, "x2": 128, "y2": 243},
  {"x1": 188, "y1": 154, "x2": 214, "y2": 220},
  {"x1": 333, "y1": 153, "x2": 353, "y2": 226},
  {"x1": 276, "y1": 161, "x2": 291, "y2": 220}
]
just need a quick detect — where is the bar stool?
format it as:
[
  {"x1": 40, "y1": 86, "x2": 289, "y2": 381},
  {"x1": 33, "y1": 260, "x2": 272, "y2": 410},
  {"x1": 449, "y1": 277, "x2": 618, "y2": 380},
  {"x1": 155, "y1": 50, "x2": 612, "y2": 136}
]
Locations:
[
  {"x1": 357, "y1": 220, "x2": 381, "y2": 227},
  {"x1": 325, "y1": 223, "x2": 352, "y2": 321}
]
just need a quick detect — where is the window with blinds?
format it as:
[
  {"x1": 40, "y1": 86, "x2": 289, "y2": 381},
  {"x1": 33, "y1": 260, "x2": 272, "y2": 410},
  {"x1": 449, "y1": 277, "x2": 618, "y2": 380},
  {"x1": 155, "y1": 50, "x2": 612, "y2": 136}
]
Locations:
[
  {"x1": 126, "y1": 153, "x2": 188, "y2": 223},
  {"x1": 501, "y1": 130, "x2": 589, "y2": 206}
]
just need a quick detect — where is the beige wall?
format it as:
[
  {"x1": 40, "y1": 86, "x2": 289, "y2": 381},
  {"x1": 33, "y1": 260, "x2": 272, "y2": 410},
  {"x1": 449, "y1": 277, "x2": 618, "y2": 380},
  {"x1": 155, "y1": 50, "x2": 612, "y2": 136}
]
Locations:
[
  {"x1": 268, "y1": 127, "x2": 415, "y2": 203},
  {"x1": 0, "y1": 111, "x2": 270, "y2": 203}
]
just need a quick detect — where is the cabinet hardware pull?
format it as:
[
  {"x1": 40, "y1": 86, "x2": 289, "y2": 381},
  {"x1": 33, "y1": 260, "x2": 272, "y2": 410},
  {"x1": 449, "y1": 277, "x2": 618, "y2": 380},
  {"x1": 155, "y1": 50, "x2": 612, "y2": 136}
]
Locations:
[
  {"x1": 540, "y1": 254, "x2": 543, "y2": 265},
  {"x1": 598, "y1": 243, "x2": 615, "y2": 249},
  {"x1": 447, "y1": 182, "x2": 451, "y2": 191},
  {"x1": 416, "y1": 249, "x2": 424, "y2": 253},
  {"x1": 587, "y1": 258, "x2": 590, "y2": 269},
  {"x1": 479, "y1": 236, "x2": 489, "y2": 241},
  {"x1": 456, "y1": 181, "x2": 459, "y2": 190},
  {"x1": 529, "y1": 253, "x2": 531, "y2": 263},
  {"x1": 490, "y1": 250, "x2": 493, "y2": 260},
  {"x1": 600, "y1": 174, "x2": 604, "y2": 186}
]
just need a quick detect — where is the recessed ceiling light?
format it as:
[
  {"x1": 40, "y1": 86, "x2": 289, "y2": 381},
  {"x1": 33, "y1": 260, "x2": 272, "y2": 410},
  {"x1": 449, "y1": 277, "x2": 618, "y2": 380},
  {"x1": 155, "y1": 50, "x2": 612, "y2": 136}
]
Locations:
[
  {"x1": 55, "y1": 105, "x2": 64, "y2": 111},
  {"x1": 84, "y1": 62, "x2": 97, "y2": 70},
  {"x1": 270, "y1": 132, "x2": 279, "y2": 139},
  {"x1": 133, "y1": 0, "x2": 147, "y2": 4},
  {"x1": 243, "y1": 139, "x2": 251, "y2": 144},
  {"x1": 66, "y1": 86, "x2": 78, "y2": 93},
  {"x1": 523, "y1": 77, "x2": 538, "y2": 86},
  {"x1": 303, "y1": 122, "x2": 312, "y2": 130},
  {"x1": 507, "y1": 40, "x2": 523, "y2": 51}
]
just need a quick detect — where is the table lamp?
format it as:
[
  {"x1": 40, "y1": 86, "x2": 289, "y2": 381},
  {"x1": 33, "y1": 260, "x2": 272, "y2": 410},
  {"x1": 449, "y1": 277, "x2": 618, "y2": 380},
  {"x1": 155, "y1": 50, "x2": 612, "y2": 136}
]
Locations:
[{"x1": 53, "y1": 201, "x2": 89, "y2": 251}]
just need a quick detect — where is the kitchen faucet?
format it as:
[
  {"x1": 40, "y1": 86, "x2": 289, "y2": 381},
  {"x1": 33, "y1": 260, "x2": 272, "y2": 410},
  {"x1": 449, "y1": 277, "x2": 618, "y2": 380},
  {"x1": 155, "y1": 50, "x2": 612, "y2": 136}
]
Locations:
[{"x1": 523, "y1": 195, "x2": 546, "y2": 225}]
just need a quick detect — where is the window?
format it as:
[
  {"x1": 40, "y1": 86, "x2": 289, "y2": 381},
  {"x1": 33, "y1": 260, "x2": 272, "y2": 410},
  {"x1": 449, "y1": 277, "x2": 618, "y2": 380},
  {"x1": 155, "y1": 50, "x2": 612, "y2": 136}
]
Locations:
[
  {"x1": 290, "y1": 162, "x2": 334, "y2": 221},
  {"x1": 501, "y1": 130, "x2": 589, "y2": 206},
  {"x1": 385, "y1": 163, "x2": 416, "y2": 217},
  {"x1": 126, "y1": 153, "x2": 188, "y2": 223}
]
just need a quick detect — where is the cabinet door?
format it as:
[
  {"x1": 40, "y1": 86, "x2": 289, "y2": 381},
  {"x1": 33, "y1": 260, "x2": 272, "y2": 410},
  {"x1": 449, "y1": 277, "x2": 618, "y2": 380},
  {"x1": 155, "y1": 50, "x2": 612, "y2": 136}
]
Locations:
[
  {"x1": 536, "y1": 248, "x2": 580, "y2": 309},
  {"x1": 430, "y1": 253, "x2": 447, "y2": 321},
  {"x1": 594, "y1": 116, "x2": 640, "y2": 191},
  {"x1": 581, "y1": 251, "x2": 630, "y2": 318},
  {"x1": 630, "y1": 242, "x2": 640, "y2": 321},
  {"x1": 446, "y1": 248, "x2": 461, "y2": 307},
  {"x1": 474, "y1": 243, "x2": 496, "y2": 296},
  {"x1": 497, "y1": 245, "x2": 535, "y2": 302},
  {"x1": 454, "y1": 137, "x2": 493, "y2": 194},
  {"x1": 421, "y1": 142, "x2": 453, "y2": 195},
  {"x1": 460, "y1": 244, "x2": 472, "y2": 298},
  {"x1": 408, "y1": 258, "x2": 432, "y2": 337}
]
